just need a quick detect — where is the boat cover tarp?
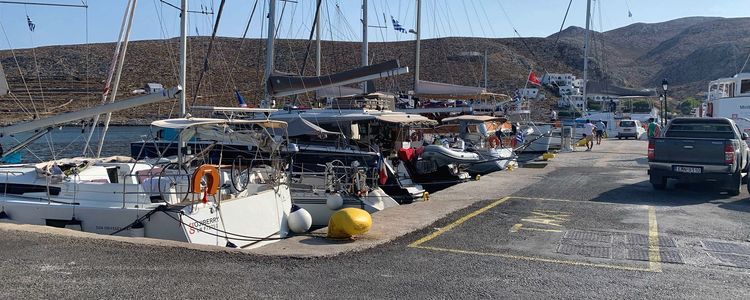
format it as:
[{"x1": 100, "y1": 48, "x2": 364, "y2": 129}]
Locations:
[
  {"x1": 442, "y1": 115, "x2": 504, "y2": 123},
  {"x1": 267, "y1": 60, "x2": 401, "y2": 97},
  {"x1": 375, "y1": 114, "x2": 438, "y2": 126},
  {"x1": 415, "y1": 80, "x2": 504, "y2": 99}
]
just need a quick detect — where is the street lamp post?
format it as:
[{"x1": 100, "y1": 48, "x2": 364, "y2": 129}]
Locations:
[{"x1": 661, "y1": 78, "x2": 669, "y2": 126}]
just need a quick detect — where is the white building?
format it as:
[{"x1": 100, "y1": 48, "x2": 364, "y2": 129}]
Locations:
[
  {"x1": 558, "y1": 85, "x2": 580, "y2": 97},
  {"x1": 515, "y1": 88, "x2": 540, "y2": 99},
  {"x1": 542, "y1": 73, "x2": 575, "y2": 86}
]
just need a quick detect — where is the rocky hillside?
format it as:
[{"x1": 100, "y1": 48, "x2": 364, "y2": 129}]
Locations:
[{"x1": 0, "y1": 16, "x2": 748, "y2": 124}]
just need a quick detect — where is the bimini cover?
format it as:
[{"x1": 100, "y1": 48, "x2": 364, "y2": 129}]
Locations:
[{"x1": 283, "y1": 116, "x2": 341, "y2": 137}]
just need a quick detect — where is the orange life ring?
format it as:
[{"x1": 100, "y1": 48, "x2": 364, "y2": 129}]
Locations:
[
  {"x1": 191, "y1": 165, "x2": 220, "y2": 195},
  {"x1": 488, "y1": 135, "x2": 501, "y2": 148}
]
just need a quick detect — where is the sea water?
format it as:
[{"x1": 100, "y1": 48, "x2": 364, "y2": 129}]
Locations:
[{"x1": 0, "y1": 126, "x2": 153, "y2": 163}]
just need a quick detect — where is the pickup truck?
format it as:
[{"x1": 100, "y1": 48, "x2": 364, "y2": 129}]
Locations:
[{"x1": 648, "y1": 117, "x2": 749, "y2": 195}]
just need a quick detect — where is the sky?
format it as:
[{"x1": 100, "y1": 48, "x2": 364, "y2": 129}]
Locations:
[{"x1": 0, "y1": 0, "x2": 748, "y2": 50}]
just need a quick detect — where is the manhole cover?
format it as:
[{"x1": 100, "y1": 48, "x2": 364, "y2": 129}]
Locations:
[
  {"x1": 563, "y1": 230, "x2": 613, "y2": 243},
  {"x1": 626, "y1": 233, "x2": 676, "y2": 248},
  {"x1": 625, "y1": 248, "x2": 684, "y2": 264},
  {"x1": 557, "y1": 244, "x2": 611, "y2": 258},
  {"x1": 708, "y1": 252, "x2": 750, "y2": 269},
  {"x1": 701, "y1": 241, "x2": 750, "y2": 256}
]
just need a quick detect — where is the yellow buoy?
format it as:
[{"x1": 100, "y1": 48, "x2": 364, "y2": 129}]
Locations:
[
  {"x1": 327, "y1": 208, "x2": 372, "y2": 239},
  {"x1": 542, "y1": 152, "x2": 556, "y2": 161}
]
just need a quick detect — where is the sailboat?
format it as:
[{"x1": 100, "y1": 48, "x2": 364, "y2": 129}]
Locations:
[{"x1": 0, "y1": 0, "x2": 293, "y2": 248}]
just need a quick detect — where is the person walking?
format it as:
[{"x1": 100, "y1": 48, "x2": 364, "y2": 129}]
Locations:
[
  {"x1": 595, "y1": 120, "x2": 606, "y2": 145},
  {"x1": 647, "y1": 118, "x2": 661, "y2": 138},
  {"x1": 584, "y1": 119, "x2": 595, "y2": 151}
]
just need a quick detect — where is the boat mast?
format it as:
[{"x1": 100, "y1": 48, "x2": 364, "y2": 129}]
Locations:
[
  {"x1": 82, "y1": 0, "x2": 134, "y2": 156},
  {"x1": 413, "y1": 0, "x2": 421, "y2": 92},
  {"x1": 582, "y1": 0, "x2": 591, "y2": 114},
  {"x1": 95, "y1": 0, "x2": 138, "y2": 158},
  {"x1": 315, "y1": 0, "x2": 322, "y2": 76},
  {"x1": 179, "y1": 0, "x2": 188, "y2": 116},
  {"x1": 361, "y1": 0, "x2": 368, "y2": 92},
  {"x1": 263, "y1": 0, "x2": 276, "y2": 108},
  {"x1": 483, "y1": 50, "x2": 488, "y2": 89}
]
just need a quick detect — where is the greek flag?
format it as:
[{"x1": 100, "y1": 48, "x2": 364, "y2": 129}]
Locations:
[
  {"x1": 26, "y1": 15, "x2": 35, "y2": 32},
  {"x1": 391, "y1": 16, "x2": 406, "y2": 33},
  {"x1": 515, "y1": 132, "x2": 525, "y2": 145}
]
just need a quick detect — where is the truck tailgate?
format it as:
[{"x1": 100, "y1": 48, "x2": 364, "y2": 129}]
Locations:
[{"x1": 654, "y1": 138, "x2": 727, "y2": 165}]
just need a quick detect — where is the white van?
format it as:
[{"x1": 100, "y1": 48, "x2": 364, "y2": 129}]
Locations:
[{"x1": 616, "y1": 119, "x2": 645, "y2": 139}]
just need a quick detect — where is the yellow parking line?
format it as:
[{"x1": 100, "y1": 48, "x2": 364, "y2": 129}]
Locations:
[
  {"x1": 648, "y1": 206, "x2": 662, "y2": 272},
  {"x1": 409, "y1": 197, "x2": 511, "y2": 247},
  {"x1": 412, "y1": 245, "x2": 654, "y2": 272},
  {"x1": 520, "y1": 227, "x2": 563, "y2": 233},
  {"x1": 408, "y1": 196, "x2": 661, "y2": 273}
]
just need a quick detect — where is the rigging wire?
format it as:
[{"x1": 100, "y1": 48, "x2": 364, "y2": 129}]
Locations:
[
  {"x1": 24, "y1": 5, "x2": 47, "y2": 113},
  {"x1": 0, "y1": 20, "x2": 37, "y2": 117},
  {"x1": 553, "y1": 0, "x2": 574, "y2": 47},
  {"x1": 189, "y1": 0, "x2": 227, "y2": 111}
]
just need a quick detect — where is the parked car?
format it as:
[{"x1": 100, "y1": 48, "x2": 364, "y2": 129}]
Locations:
[
  {"x1": 616, "y1": 119, "x2": 645, "y2": 139},
  {"x1": 648, "y1": 117, "x2": 749, "y2": 195}
]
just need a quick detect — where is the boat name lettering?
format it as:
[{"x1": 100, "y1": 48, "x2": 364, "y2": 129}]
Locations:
[
  {"x1": 188, "y1": 216, "x2": 219, "y2": 234},
  {"x1": 740, "y1": 105, "x2": 750, "y2": 110}
]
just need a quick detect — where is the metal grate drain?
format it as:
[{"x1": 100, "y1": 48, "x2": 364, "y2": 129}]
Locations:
[
  {"x1": 625, "y1": 233, "x2": 676, "y2": 248},
  {"x1": 708, "y1": 252, "x2": 750, "y2": 269},
  {"x1": 625, "y1": 248, "x2": 684, "y2": 264},
  {"x1": 701, "y1": 241, "x2": 750, "y2": 256},
  {"x1": 557, "y1": 244, "x2": 611, "y2": 258},
  {"x1": 563, "y1": 230, "x2": 613, "y2": 244}
]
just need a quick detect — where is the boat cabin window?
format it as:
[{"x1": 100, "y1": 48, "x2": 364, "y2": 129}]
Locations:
[{"x1": 741, "y1": 79, "x2": 750, "y2": 95}]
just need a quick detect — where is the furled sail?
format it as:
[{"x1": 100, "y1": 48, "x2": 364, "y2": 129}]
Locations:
[{"x1": 267, "y1": 60, "x2": 408, "y2": 98}]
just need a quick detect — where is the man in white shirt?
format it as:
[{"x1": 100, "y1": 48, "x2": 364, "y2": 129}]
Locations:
[
  {"x1": 595, "y1": 120, "x2": 606, "y2": 145},
  {"x1": 583, "y1": 119, "x2": 595, "y2": 151}
]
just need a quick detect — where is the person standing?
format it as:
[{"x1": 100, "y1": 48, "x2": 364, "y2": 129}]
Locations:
[
  {"x1": 647, "y1": 118, "x2": 661, "y2": 138},
  {"x1": 595, "y1": 120, "x2": 606, "y2": 145},
  {"x1": 584, "y1": 119, "x2": 595, "y2": 151}
]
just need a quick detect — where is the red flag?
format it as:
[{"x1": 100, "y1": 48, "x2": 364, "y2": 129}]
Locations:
[
  {"x1": 528, "y1": 71, "x2": 541, "y2": 86},
  {"x1": 378, "y1": 159, "x2": 388, "y2": 185}
]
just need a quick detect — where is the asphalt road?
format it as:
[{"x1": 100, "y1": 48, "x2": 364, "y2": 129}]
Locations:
[{"x1": 2, "y1": 139, "x2": 750, "y2": 299}]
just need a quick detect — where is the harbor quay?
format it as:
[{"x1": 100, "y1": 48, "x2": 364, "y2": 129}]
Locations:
[{"x1": 1, "y1": 139, "x2": 749, "y2": 298}]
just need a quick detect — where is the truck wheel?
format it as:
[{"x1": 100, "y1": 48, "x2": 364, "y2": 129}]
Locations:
[
  {"x1": 651, "y1": 176, "x2": 666, "y2": 190},
  {"x1": 727, "y1": 172, "x2": 742, "y2": 196}
]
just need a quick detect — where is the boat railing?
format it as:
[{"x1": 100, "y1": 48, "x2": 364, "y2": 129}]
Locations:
[{"x1": 292, "y1": 160, "x2": 377, "y2": 195}]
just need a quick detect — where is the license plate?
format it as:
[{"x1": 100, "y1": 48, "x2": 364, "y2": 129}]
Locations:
[
  {"x1": 624, "y1": 129, "x2": 632, "y2": 132},
  {"x1": 673, "y1": 166, "x2": 702, "y2": 173}
]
